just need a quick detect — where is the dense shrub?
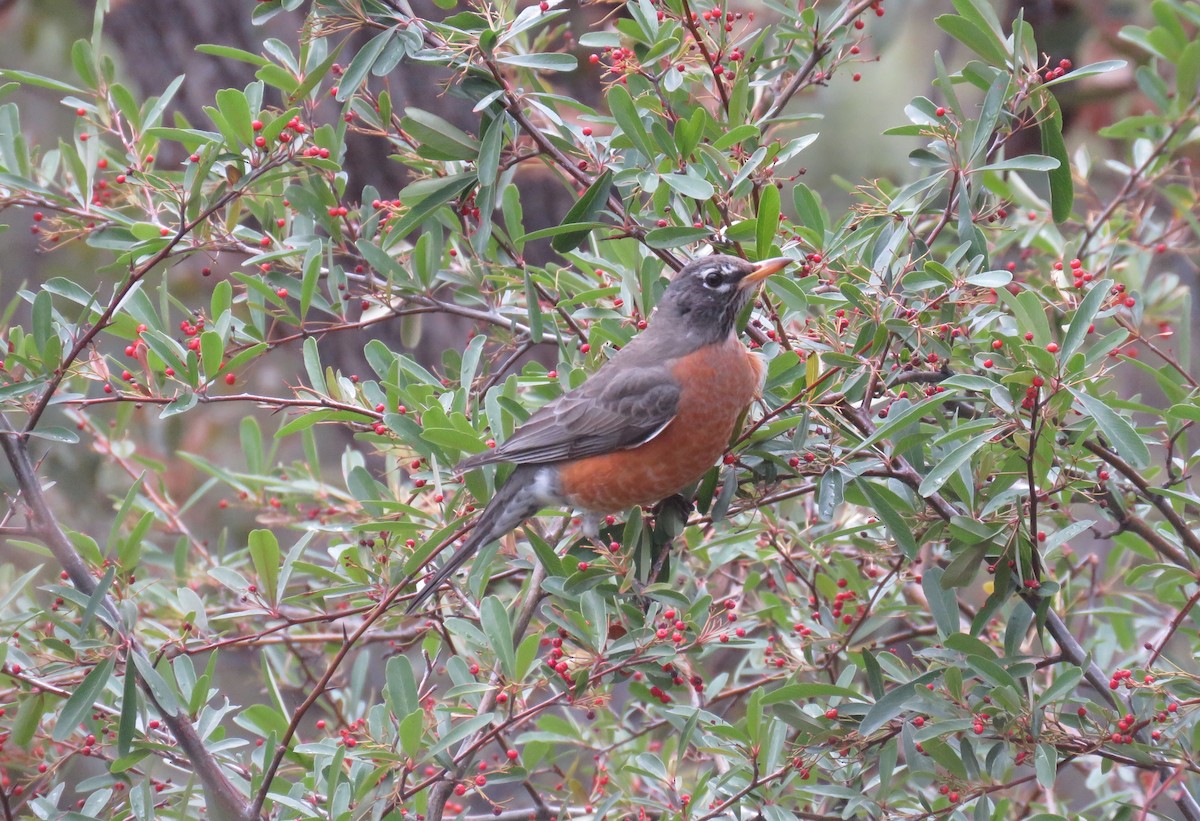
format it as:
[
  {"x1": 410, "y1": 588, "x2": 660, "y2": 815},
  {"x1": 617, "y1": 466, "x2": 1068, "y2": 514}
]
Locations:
[{"x1": 2, "y1": 1, "x2": 1199, "y2": 819}]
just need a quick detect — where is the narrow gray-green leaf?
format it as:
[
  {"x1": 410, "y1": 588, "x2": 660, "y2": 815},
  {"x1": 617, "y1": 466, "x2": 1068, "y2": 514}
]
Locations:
[
  {"x1": 480, "y1": 596, "x2": 516, "y2": 679},
  {"x1": 975, "y1": 154, "x2": 1060, "y2": 173},
  {"x1": 1061, "y1": 279, "x2": 1111, "y2": 362},
  {"x1": 496, "y1": 53, "x2": 578, "y2": 72},
  {"x1": 922, "y1": 567, "x2": 959, "y2": 637},
  {"x1": 1069, "y1": 388, "x2": 1150, "y2": 468},
  {"x1": 859, "y1": 671, "x2": 942, "y2": 736},
  {"x1": 54, "y1": 657, "x2": 115, "y2": 741},
  {"x1": 817, "y1": 468, "x2": 845, "y2": 522},
  {"x1": 919, "y1": 429, "x2": 993, "y2": 497}
]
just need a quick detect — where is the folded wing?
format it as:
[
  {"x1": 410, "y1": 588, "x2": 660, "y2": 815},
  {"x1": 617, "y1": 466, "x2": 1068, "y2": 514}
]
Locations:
[{"x1": 458, "y1": 365, "x2": 680, "y2": 470}]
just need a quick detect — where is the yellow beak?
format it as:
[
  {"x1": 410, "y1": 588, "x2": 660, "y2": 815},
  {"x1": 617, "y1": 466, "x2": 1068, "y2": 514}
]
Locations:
[{"x1": 739, "y1": 257, "x2": 792, "y2": 289}]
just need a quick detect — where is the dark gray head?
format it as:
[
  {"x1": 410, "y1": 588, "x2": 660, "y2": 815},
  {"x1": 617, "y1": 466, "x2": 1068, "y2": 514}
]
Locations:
[{"x1": 652, "y1": 254, "x2": 791, "y2": 343}]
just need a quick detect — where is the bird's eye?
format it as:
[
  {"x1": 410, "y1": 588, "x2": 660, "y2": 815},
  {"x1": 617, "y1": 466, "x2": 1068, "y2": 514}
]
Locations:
[{"x1": 703, "y1": 271, "x2": 724, "y2": 288}]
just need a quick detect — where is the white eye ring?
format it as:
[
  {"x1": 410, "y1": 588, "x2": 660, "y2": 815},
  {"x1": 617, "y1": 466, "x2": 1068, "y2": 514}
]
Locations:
[{"x1": 703, "y1": 271, "x2": 724, "y2": 288}]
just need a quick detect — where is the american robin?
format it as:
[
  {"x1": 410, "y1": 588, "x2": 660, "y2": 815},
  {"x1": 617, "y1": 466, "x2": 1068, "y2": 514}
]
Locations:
[{"x1": 405, "y1": 254, "x2": 791, "y2": 612}]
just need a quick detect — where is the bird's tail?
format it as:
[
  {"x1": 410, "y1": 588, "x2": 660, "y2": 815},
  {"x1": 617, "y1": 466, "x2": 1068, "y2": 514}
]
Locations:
[{"x1": 404, "y1": 465, "x2": 549, "y2": 613}]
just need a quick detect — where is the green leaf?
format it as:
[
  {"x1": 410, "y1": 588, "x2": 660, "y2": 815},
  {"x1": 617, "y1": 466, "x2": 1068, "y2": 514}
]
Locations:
[
  {"x1": 117, "y1": 666, "x2": 138, "y2": 758},
  {"x1": 644, "y1": 226, "x2": 710, "y2": 249},
  {"x1": 293, "y1": 43, "x2": 346, "y2": 102},
  {"x1": 144, "y1": 75, "x2": 186, "y2": 133},
  {"x1": 975, "y1": 155, "x2": 1060, "y2": 173},
  {"x1": 256, "y1": 64, "x2": 297, "y2": 95},
  {"x1": 427, "y1": 714, "x2": 494, "y2": 758},
  {"x1": 32, "y1": 289, "x2": 52, "y2": 355},
  {"x1": 550, "y1": 170, "x2": 612, "y2": 253},
  {"x1": 11, "y1": 693, "x2": 46, "y2": 747},
  {"x1": 477, "y1": 114, "x2": 506, "y2": 184},
  {"x1": 817, "y1": 468, "x2": 844, "y2": 522},
  {"x1": 54, "y1": 657, "x2": 115, "y2": 741},
  {"x1": 761, "y1": 683, "x2": 865, "y2": 704},
  {"x1": 248, "y1": 529, "x2": 281, "y2": 604},
  {"x1": 922, "y1": 567, "x2": 959, "y2": 636},
  {"x1": 519, "y1": 221, "x2": 608, "y2": 245},
  {"x1": 756, "y1": 183, "x2": 780, "y2": 259},
  {"x1": 1038, "y1": 92, "x2": 1074, "y2": 223},
  {"x1": 919, "y1": 429, "x2": 993, "y2": 497},
  {"x1": 971, "y1": 73, "x2": 1009, "y2": 163},
  {"x1": 195, "y1": 44, "x2": 270, "y2": 67},
  {"x1": 25, "y1": 426, "x2": 79, "y2": 444},
  {"x1": 934, "y1": 14, "x2": 1009, "y2": 66},
  {"x1": 214, "y1": 87, "x2": 254, "y2": 146},
  {"x1": 1069, "y1": 388, "x2": 1151, "y2": 469},
  {"x1": 995, "y1": 287, "x2": 1052, "y2": 344},
  {"x1": 336, "y1": 30, "x2": 392, "y2": 101},
  {"x1": 200, "y1": 330, "x2": 224, "y2": 382},
  {"x1": 385, "y1": 654, "x2": 419, "y2": 719},
  {"x1": 941, "y1": 543, "x2": 987, "y2": 588},
  {"x1": 712, "y1": 124, "x2": 760, "y2": 150},
  {"x1": 0, "y1": 69, "x2": 85, "y2": 96},
  {"x1": 855, "y1": 481, "x2": 918, "y2": 559},
  {"x1": 401, "y1": 108, "x2": 479, "y2": 161},
  {"x1": 964, "y1": 269, "x2": 1012, "y2": 288},
  {"x1": 662, "y1": 173, "x2": 714, "y2": 200},
  {"x1": 0, "y1": 565, "x2": 42, "y2": 612},
  {"x1": 1035, "y1": 743, "x2": 1056, "y2": 789},
  {"x1": 607, "y1": 84, "x2": 653, "y2": 159},
  {"x1": 80, "y1": 566, "x2": 115, "y2": 631},
  {"x1": 859, "y1": 671, "x2": 941, "y2": 736},
  {"x1": 1036, "y1": 665, "x2": 1083, "y2": 709},
  {"x1": 792, "y1": 183, "x2": 825, "y2": 238},
  {"x1": 1177, "y1": 44, "x2": 1200, "y2": 100},
  {"x1": 851, "y1": 392, "x2": 956, "y2": 457},
  {"x1": 70, "y1": 39, "x2": 98, "y2": 89},
  {"x1": 390, "y1": 173, "x2": 477, "y2": 237},
  {"x1": 129, "y1": 652, "x2": 181, "y2": 715},
  {"x1": 952, "y1": 0, "x2": 1004, "y2": 39},
  {"x1": 1041, "y1": 60, "x2": 1128, "y2": 89},
  {"x1": 496, "y1": 53, "x2": 578, "y2": 72},
  {"x1": 399, "y1": 709, "x2": 424, "y2": 758},
  {"x1": 1061, "y1": 280, "x2": 1111, "y2": 362}
]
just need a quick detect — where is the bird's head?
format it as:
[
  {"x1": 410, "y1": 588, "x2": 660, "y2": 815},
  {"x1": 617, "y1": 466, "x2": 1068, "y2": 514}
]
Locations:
[{"x1": 654, "y1": 254, "x2": 791, "y2": 342}]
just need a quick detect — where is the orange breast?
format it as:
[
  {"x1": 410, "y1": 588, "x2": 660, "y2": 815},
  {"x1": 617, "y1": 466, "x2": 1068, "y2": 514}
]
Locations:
[{"x1": 558, "y1": 336, "x2": 763, "y2": 513}]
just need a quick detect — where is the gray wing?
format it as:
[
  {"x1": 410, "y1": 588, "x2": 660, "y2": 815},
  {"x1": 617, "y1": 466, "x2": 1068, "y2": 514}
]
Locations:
[{"x1": 457, "y1": 365, "x2": 679, "y2": 470}]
